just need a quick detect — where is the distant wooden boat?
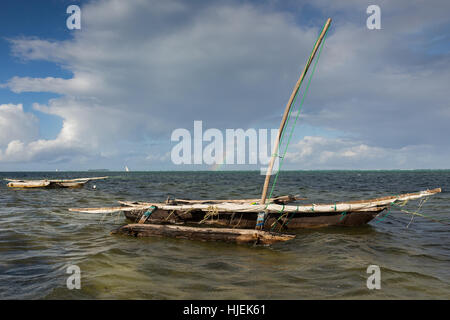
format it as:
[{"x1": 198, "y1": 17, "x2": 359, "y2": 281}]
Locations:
[
  {"x1": 5, "y1": 177, "x2": 108, "y2": 189},
  {"x1": 6, "y1": 180, "x2": 87, "y2": 188}
]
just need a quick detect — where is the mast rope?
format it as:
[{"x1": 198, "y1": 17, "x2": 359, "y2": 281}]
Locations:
[
  {"x1": 264, "y1": 23, "x2": 329, "y2": 211},
  {"x1": 373, "y1": 196, "x2": 450, "y2": 226}
]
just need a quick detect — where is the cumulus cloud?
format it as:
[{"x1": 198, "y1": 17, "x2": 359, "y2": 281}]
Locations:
[
  {"x1": 0, "y1": 102, "x2": 86, "y2": 163},
  {"x1": 6, "y1": 2, "x2": 318, "y2": 128},
  {"x1": 284, "y1": 136, "x2": 449, "y2": 169},
  {"x1": 4, "y1": 76, "x2": 99, "y2": 96},
  {"x1": 0, "y1": 104, "x2": 77, "y2": 163},
  {"x1": 0, "y1": 0, "x2": 449, "y2": 168},
  {"x1": 2, "y1": 0, "x2": 321, "y2": 166},
  {"x1": 0, "y1": 104, "x2": 38, "y2": 147}
]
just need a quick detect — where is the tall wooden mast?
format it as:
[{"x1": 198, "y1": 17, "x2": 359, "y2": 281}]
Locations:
[{"x1": 259, "y1": 18, "x2": 332, "y2": 207}]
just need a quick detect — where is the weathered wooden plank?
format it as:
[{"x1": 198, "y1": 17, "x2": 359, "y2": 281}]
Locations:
[
  {"x1": 7, "y1": 180, "x2": 51, "y2": 188},
  {"x1": 174, "y1": 195, "x2": 306, "y2": 204},
  {"x1": 125, "y1": 188, "x2": 441, "y2": 214},
  {"x1": 111, "y1": 223, "x2": 295, "y2": 245},
  {"x1": 5, "y1": 176, "x2": 107, "y2": 183},
  {"x1": 6, "y1": 176, "x2": 107, "y2": 188},
  {"x1": 54, "y1": 181, "x2": 87, "y2": 188},
  {"x1": 71, "y1": 188, "x2": 440, "y2": 215},
  {"x1": 137, "y1": 206, "x2": 157, "y2": 224},
  {"x1": 69, "y1": 205, "x2": 151, "y2": 214},
  {"x1": 118, "y1": 195, "x2": 305, "y2": 206}
]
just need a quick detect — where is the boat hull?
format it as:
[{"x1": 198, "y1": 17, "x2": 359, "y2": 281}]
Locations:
[
  {"x1": 123, "y1": 208, "x2": 384, "y2": 230},
  {"x1": 7, "y1": 181, "x2": 87, "y2": 188},
  {"x1": 52, "y1": 181, "x2": 86, "y2": 188},
  {"x1": 7, "y1": 181, "x2": 51, "y2": 188},
  {"x1": 5, "y1": 176, "x2": 107, "y2": 189}
]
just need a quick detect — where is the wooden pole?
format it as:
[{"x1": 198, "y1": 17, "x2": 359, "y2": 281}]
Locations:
[
  {"x1": 112, "y1": 224, "x2": 296, "y2": 245},
  {"x1": 259, "y1": 18, "x2": 332, "y2": 207}
]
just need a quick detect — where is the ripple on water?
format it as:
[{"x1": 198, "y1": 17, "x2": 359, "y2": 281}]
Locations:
[{"x1": 0, "y1": 171, "x2": 449, "y2": 299}]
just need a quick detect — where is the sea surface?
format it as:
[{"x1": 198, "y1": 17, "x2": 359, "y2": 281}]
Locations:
[{"x1": 0, "y1": 170, "x2": 449, "y2": 299}]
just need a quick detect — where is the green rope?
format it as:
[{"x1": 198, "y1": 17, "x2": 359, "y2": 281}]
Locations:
[
  {"x1": 284, "y1": 212, "x2": 296, "y2": 227},
  {"x1": 269, "y1": 24, "x2": 328, "y2": 156},
  {"x1": 269, "y1": 27, "x2": 324, "y2": 164},
  {"x1": 373, "y1": 196, "x2": 450, "y2": 226},
  {"x1": 265, "y1": 24, "x2": 329, "y2": 209},
  {"x1": 390, "y1": 200, "x2": 450, "y2": 226},
  {"x1": 339, "y1": 211, "x2": 347, "y2": 221},
  {"x1": 270, "y1": 204, "x2": 287, "y2": 231}
]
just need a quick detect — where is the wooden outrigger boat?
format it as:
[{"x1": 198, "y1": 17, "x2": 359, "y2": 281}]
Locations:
[
  {"x1": 70, "y1": 188, "x2": 441, "y2": 244},
  {"x1": 5, "y1": 176, "x2": 108, "y2": 188},
  {"x1": 69, "y1": 18, "x2": 442, "y2": 245},
  {"x1": 121, "y1": 188, "x2": 442, "y2": 229}
]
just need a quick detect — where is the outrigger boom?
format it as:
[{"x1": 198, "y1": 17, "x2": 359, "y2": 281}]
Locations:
[{"x1": 70, "y1": 189, "x2": 441, "y2": 215}]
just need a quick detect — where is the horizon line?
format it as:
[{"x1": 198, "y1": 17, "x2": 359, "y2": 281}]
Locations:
[{"x1": 1, "y1": 168, "x2": 450, "y2": 173}]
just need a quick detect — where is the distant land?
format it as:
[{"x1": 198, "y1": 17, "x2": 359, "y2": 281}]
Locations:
[{"x1": 87, "y1": 169, "x2": 110, "y2": 172}]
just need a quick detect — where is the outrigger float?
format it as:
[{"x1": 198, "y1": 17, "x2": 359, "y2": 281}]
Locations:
[
  {"x1": 70, "y1": 18, "x2": 442, "y2": 245},
  {"x1": 5, "y1": 177, "x2": 108, "y2": 188}
]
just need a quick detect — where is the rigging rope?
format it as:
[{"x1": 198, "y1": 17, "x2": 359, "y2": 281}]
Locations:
[
  {"x1": 265, "y1": 23, "x2": 329, "y2": 210},
  {"x1": 373, "y1": 196, "x2": 449, "y2": 227}
]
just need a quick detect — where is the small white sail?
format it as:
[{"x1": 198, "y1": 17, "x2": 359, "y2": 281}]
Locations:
[{"x1": 125, "y1": 166, "x2": 129, "y2": 172}]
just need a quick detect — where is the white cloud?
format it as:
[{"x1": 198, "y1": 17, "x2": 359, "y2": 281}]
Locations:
[
  {"x1": 0, "y1": 104, "x2": 38, "y2": 147},
  {"x1": 4, "y1": 76, "x2": 100, "y2": 96},
  {"x1": 285, "y1": 136, "x2": 448, "y2": 169},
  {"x1": 1, "y1": 0, "x2": 449, "y2": 169},
  {"x1": 146, "y1": 152, "x2": 170, "y2": 163},
  {"x1": 2, "y1": 0, "x2": 320, "y2": 166},
  {"x1": 6, "y1": 1, "x2": 320, "y2": 124}
]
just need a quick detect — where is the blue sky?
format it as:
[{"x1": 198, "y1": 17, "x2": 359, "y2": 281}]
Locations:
[
  {"x1": 0, "y1": 0, "x2": 449, "y2": 171},
  {"x1": 0, "y1": 0, "x2": 74, "y2": 140}
]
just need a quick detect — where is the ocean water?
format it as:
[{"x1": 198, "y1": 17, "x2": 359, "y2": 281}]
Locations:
[{"x1": 0, "y1": 170, "x2": 448, "y2": 299}]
